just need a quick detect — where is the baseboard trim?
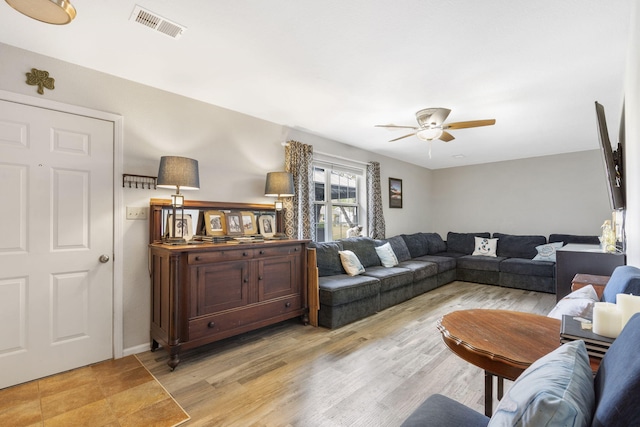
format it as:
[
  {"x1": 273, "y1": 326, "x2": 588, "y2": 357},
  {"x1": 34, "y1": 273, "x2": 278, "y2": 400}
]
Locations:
[{"x1": 123, "y1": 342, "x2": 152, "y2": 357}]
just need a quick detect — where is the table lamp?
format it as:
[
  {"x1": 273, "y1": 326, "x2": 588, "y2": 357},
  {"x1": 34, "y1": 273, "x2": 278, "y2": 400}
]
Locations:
[
  {"x1": 264, "y1": 171, "x2": 294, "y2": 238},
  {"x1": 157, "y1": 156, "x2": 200, "y2": 244}
]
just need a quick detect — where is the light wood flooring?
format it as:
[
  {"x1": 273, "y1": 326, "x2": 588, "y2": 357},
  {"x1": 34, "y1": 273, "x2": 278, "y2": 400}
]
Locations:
[{"x1": 137, "y1": 281, "x2": 556, "y2": 427}]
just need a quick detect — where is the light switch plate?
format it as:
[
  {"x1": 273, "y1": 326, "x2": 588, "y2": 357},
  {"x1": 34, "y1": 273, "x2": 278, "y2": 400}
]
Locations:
[{"x1": 126, "y1": 206, "x2": 148, "y2": 220}]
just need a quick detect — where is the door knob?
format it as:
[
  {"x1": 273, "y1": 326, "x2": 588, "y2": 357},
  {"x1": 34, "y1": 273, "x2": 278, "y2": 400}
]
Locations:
[{"x1": 99, "y1": 254, "x2": 110, "y2": 263}]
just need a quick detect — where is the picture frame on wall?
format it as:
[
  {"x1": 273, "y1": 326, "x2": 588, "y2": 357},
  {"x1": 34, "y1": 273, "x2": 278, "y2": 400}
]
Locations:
[
  {"x1": 166, "y1": 214, "x2": 193, "y2": 241},
  {"x1": 240, "y1": 211, "x2": 257, "y2": 235},
  {"x1": 225, "y1": 211, "x2": 243, "y2": 236},
  {"x1": 389, "y1": 177, "x2": 403, "y2": 208},
  {"x1": 258, "y1": 214, "x2": 276, "y2": 238},
  {"x1": 204, "y1": 210, "x2": 226, "y2": 236}
]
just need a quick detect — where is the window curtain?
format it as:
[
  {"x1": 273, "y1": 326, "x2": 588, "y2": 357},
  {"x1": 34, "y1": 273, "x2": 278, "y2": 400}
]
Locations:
[
  {"x1": 366, "y1": 161, "x2": 385, "y2": 239},
  {"x1": 284, "y1": 140, "x2": 314, "y2": 240}
]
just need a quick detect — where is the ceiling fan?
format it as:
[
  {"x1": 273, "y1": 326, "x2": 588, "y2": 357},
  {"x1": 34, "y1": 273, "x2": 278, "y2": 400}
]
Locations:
[{"x1": 375, "y1": 108, "x2": 496, "y2": 142}]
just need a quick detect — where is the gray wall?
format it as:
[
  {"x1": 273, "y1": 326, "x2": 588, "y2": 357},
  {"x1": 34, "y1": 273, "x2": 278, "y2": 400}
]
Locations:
[{"x1": 430, "y1": 151, "x2": 613, "y2": 238}]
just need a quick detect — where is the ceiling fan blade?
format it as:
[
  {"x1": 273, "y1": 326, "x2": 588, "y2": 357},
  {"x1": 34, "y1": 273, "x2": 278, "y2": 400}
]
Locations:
[
  {"x1": 375, "y1": 124, "x2": 418, "y2": 130},
  {"x1": 444, "y1": 119, "x2": 496, "y2": 130},
  {"x1": 389, "y1": 132, "x2": 417, "y2": 142},
  {"x1": 439, "y1": 131, "x2": 455, "y2": 142}
]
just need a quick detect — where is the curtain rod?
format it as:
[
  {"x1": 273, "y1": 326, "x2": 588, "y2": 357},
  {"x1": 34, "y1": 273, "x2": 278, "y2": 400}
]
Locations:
[{"x1": 313, "y1": 150, "x2": 370, "y2": 166}]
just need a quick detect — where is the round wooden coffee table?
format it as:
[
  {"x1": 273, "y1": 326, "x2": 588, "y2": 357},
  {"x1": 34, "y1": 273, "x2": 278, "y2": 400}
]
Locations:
[{"x1": 437, "y1": 309, "x2": 561, "y2": 416}]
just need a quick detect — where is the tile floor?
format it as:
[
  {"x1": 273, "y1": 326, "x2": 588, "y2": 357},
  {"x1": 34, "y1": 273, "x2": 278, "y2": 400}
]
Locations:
[{"x1": 0, "y1": 355, "x2": 189, "y2": 427}]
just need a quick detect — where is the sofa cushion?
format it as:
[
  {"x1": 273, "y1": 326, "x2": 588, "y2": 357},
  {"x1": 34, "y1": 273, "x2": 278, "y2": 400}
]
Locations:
[
  {"x1": 593, "y1": 313, "x2": 640, "y2": 427},
  {"x1": 413, "y1": 255, "x2": 457, "y2": 273},
  {"x1": 499, "y1": 258, "x2": 555, "y2": 277},
  {"x1": 375, "y1": 242, "x2": 399, "y2": 267},
  {"x1": 385, "y1": 235, "x2": 412, "y2": 262},
  {"x1": 532, "y1": 241, "x2": 563, "y2": 262},
  {"x1": 488, "y1": 340, "x2": 594, "y2": 427},
  {"x1": 401, "y1": 394, "x2": 490, "y2": 427},
  {"x1": 457, "y1": 255, "x2": 504, "y2": 272},
  {"x1": 362, "y1": 266, "x2": 413, "y2": 292},
  {"x1": 549, "y1": 234, "x2": 600, "y2": 245},
  {"x1": 396, "y1": 260, "x2": 438, "y2": 282},
  {"x1": 493, "y1": 233, "x2": 547, "y2": 259},
  {"x1": 547, "y1": 285, "x2": 599, "y2": 320},
  {"x1": 401, "y1": 233, "x2": 430, "y2": 258},
  {"x1": 602, "y1": 265, "x2": 640, "y2": 303},
  {"x1": 472, "y1": 237, "x2": 498, "y2": 257},
  {"x1": 309, "y1": 241, "x2": 344, "y2": 276},
  {"x1": 338, "y1": 250, "x2": 365, "y2": 276},
  {"x1": 424, "y1": 232, "x2": 447, "y2": 254},
  {"x1": 318, "y1": 274, "x2": 380, "y2": 306},
  {"x1": 340, "y1": 237, "x2": 381, "y2": 268},
  {"x1": 447, "y1": 232, "x2": 490, "y2": 255}
]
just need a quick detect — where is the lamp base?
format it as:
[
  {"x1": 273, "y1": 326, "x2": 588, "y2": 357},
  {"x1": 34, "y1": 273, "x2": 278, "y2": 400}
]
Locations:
[
  {"x1": 164, "y1": 236, "x2": 187, "y2": 245},
  {"x1": 268, "y1": 232, "x2": 289, "y2": 240}
]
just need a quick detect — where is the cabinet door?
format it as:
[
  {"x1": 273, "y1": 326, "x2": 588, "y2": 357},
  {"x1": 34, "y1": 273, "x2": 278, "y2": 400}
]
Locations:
[
  {"x1": 196, "y1": 260, "x2": 250, "y2": 316},
  {"x1": 257, "y1": 254, "x2": 300, "y2": 301}
]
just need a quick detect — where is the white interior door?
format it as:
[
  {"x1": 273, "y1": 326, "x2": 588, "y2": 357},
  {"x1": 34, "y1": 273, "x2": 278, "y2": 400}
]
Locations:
[{"x1": 0, "y1": 100, "x2": 114, "y2": 388}]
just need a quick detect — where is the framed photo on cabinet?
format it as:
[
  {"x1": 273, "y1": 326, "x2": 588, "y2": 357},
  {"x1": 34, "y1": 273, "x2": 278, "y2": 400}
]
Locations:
[
  {"x1": 166, "y1": 214, "x2": 193, "y2": 241},
  {"x1": 225, "y1": 211, "x2": 243, "y2": 236},
  {"x1": 389, "y1": 177, "x2": 403, "y2": 209},
  {"x1": 259, "y1": 214, "x2": 275, "y2": 238},
  {"x1": 204, "y1": 210, "x2": 226, "y2": 236},
  {"x1": 240, "y1": 211, "x2": 257, "y2": 235}
]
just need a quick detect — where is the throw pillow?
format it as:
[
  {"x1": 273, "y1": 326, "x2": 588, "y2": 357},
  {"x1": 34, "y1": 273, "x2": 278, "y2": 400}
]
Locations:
[
  {"x1": 472, "y1": 237, "x2": 498, "y2": 257},
  {"x1": 533, "y1": 241, "x2": 564, "y2": 261},
  {"x1": 375, "y1": 242, "x2": 399, "y2": 267},
  {"x1": 488, "y1": 340, "x2": 595, "y2": 427},
  {"x1": 547, "y1": 284, "x2": 599, "y2": 320},
  {"x1": 338, "y1": 250, "x2": 365, "y2": 276}
]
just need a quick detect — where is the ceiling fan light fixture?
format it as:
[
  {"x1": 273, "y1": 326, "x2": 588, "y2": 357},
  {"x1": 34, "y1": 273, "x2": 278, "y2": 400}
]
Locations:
[
  {"x1": 5, "y1": 0, "x2": 76, "y2": 24},
  {"x1": 416, "y1": 128, "x2": 443, "y2": 141}
]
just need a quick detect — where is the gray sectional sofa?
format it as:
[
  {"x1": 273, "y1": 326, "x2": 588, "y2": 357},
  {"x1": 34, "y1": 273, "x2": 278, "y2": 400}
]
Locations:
[{"x1": 310, "y1": 231, "x2": 599, "y2": 329}]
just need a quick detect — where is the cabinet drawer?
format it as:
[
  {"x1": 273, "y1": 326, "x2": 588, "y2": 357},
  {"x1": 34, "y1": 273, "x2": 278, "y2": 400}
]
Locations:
[
  {"x1": 254, "y1": 244, "x2": 302, "y2": 258},
  {"x1": 188, "y1": 296, "x2": 303, "y2": 341},
  {"x1": 188, "y1": 248, "x2": 254, "y2": 264}
]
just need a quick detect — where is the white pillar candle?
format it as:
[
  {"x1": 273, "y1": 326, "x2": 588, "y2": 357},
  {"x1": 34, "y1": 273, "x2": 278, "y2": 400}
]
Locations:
[
  {"x1": 593, "y1": 302, "x2": 622, "y2": 338},
  {"x1": 616, "y1": 293, "x2": 640, "y2": 328}
]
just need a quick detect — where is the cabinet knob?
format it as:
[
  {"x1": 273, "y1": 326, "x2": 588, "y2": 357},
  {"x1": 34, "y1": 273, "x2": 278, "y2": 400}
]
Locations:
[
  {"x1": 259, "y1": 250, "x2": 265, "y2": 254},
  {"x1": 258, "y1": 276, "x2": 263, "y2": 280},
  {"x1": 244, "y1": 278, "x2": 248, "y2": 283},
  {"x1": 285, "y1": 302, "x2": 291, "y2": 308},
  {"x1": 195, "y1": 256, "x2": 201, "y2": 261},
  {"x1": 208, "y1": 321, "x2": 215, "y2": 328},
  {"x1": 294, "y1": 247, "x2": 299, "y2": 252},
  {"x1": 243, "y1": 252, "x2": 248, "y2": 256}
]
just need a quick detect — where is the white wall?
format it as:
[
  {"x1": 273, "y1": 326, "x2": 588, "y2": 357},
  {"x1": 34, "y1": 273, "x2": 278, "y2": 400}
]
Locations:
[
  {"x1": 430, "y1": 151, "x2": 613, "y2": 238},
  {"x1": 624, "y1": 2, "x2": 640, "y2": 266},
  {"x1": 0, "y1": 42, "x2": 432, "y2": 352}
]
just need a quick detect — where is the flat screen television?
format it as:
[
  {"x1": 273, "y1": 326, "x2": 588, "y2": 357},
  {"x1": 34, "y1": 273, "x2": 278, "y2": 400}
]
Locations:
[{"x1": 594, "y1": 101, "x2": 625, "y2": 210}]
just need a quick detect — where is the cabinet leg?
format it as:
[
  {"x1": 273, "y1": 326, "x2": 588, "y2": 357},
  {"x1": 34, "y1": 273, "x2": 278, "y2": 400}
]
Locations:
[
  {"x1": 166, "y1": 345, "x2": 181, "y2": 371},
  {"x1": 150, "y1": 339, "x2": 159, "y2": 352},
  {"x1": 301, "y1": 313, "x2": 310, "y2": 325}
]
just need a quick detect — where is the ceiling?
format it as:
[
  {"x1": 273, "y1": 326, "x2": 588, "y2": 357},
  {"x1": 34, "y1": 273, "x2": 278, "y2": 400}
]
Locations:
[{"x1": 0, "y1": 0, "x2": 632, "y2": 169}]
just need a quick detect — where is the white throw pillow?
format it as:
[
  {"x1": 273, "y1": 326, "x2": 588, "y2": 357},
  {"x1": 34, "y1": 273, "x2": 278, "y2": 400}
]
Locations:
[
  {"x1": 533, "y1": 241, "x2": 564, "y2": 261},
  {"x1": 472, "y1": 237, "x2": 498, "y2": 257},
  {"x1": 547, "y1": 284, "x2": 599, "y2": 320},
  {"x1": 375, "y1": 242, "x2": 399, "y2": 267},
  {"x1": 339, "y1": 250, "x2": 365, "y2": 276}
]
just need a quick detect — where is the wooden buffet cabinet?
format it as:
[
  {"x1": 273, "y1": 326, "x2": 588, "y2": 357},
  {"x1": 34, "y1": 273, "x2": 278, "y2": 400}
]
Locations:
[{"x1": 148, "y1": 199, "x2": 309, "y2": 370}]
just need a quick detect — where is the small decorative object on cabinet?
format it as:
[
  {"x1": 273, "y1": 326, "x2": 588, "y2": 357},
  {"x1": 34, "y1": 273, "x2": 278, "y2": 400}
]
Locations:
[{"x1": 148, "y1": 199, "x2": 309, "y2": 370}]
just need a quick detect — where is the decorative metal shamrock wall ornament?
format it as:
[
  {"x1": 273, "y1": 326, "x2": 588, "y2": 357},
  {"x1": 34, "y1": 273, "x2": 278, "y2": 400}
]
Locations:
[{"x1": 26, "y1": 68, "x2": 55, "y2": 95}]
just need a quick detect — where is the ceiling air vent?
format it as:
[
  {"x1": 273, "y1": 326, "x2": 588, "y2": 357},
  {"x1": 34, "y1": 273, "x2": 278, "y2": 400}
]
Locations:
[{"x1": 130, "y1": 5, "x2": 186, "y2": 39}]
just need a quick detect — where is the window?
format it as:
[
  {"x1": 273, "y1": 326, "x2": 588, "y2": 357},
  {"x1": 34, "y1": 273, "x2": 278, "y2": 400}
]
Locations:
[{"x1": 312, "y1": 160, "x2": 364, "y2": 242}]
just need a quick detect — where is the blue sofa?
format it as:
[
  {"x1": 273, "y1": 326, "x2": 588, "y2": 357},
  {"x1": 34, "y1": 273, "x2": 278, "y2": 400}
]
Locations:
[
  {"x1": 310, "y1": 231, "x2": 599, "y2": 329},
  {"x1": 400, "y1": 312, "x2": 640, "y2": 427}
]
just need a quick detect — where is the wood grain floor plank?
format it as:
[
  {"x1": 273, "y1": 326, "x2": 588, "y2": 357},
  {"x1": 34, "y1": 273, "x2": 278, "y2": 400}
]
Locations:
[{"x1": 137, "y1": 281, "x2": 556, "y2": 426}]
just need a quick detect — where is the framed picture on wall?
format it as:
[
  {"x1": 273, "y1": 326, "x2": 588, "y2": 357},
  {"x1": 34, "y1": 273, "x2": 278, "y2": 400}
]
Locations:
[{"x1": 389, "y1": 177, "x2": 403, "y2": 208}]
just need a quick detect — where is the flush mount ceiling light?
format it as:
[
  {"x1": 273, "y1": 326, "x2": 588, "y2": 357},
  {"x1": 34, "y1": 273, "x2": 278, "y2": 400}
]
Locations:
[{"x1": 5, "y1": 0, "x2": 76, "y2": 25}]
